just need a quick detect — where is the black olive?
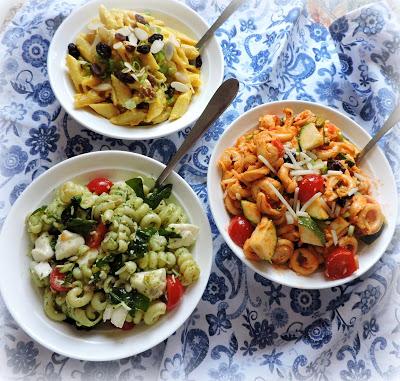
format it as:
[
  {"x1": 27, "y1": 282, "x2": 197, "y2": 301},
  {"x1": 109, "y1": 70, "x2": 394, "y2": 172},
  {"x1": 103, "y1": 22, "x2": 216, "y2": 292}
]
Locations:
[
  {"x1": 195, "y1": 55, "x2": 202, "y2": 68},
  {"x1": 148, "y1": 33, "x2": 163, "y2": 44},
  {"x1": 136, "y1": 102, "x2": 149, "y2": 110},
  {"x1": 135, "y1": 14, "x2": 148, "y2": 24},
  {"x1": 336, "y1": 197, "x2": 348, "y2": 207},
  {"x1": 91, "y1": 63, "x2": 104, "y2": 77},
  {"x1": 115, "y1": 33, "x2": 127, "y2": 41},
  {"x1": 125, "y1": 44, "x2": 135, "y2": 53},
  {"x1": 96, "y1": 42, "x2": 112, "y2": 59},
  {"x1": 68, "y1": 43, "x2": 80, "y2": 59},
  {"x1": 283, "y1": 155, "x2": 292, "y2": 164},
  {"x1": 327, "y1": 159, "x2": 344, "y2": 172},
  {"x1": 136, "y1": 44, "x2": 151, "y2": 54},
  {"x1": 114, "y1": 71, "x2": 135, "y2": 83},
  {"x1": 165, "y1": 85, "x2": 174, "y2": 98}
]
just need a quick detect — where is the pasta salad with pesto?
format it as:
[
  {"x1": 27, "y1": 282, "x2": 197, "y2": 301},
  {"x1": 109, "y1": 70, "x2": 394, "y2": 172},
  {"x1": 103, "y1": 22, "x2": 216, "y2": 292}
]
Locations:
[{"x1": 26, "y1": 176, "x2": 200, "y2": 330}]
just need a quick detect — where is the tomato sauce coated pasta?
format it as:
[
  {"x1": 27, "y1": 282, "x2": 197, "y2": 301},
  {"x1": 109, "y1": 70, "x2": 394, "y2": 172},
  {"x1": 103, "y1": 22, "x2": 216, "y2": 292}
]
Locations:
[{"x1": 219, "y1": 108, "x2": 385, "y2": 280}]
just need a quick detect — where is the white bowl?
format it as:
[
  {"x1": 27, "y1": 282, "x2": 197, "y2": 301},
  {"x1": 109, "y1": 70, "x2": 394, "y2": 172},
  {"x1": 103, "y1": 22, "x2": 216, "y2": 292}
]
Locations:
[
  {"x1": 0, "y1": 151, "x2": 213, "y2": 360},
  {"x1": 48, "y1": 0, "x2": 224, "y2": 140},
  {"x1": 208, "y1": 100, "x2": 397, "y2": 290}
]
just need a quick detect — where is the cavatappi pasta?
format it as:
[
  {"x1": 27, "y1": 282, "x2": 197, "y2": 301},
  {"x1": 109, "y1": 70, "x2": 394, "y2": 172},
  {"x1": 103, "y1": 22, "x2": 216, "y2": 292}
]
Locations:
[
  {"x1": 66, "y1": 5, "x2": 202, "y2": 126},
  {"x1": 27, "y1": 176, "x2": 200, "y2": 329},
  {"x1": 219, "y1": 108, "x2": 385, "y2": 280}
]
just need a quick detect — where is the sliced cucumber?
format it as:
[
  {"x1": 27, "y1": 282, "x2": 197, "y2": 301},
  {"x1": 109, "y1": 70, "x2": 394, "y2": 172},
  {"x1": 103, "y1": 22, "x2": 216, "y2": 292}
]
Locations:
[
  {"x1": 299, "y1": 123, "x2": 324, "y2": 151},
  {"x1": 359, "y1": 224, "x2": 385, "y2": 245},
  {"x1": 241, "y1": 200, "x2": 261, "y2": 225},
  {"x1": 298, "y1": 216, "x2": 325, "y2": 246},
  {"x1": 306, "y1": 198, "x2": 330, "y2": 220},
  {"x1": 247, "y1": 217, "x2": 277, "y2": 261}
]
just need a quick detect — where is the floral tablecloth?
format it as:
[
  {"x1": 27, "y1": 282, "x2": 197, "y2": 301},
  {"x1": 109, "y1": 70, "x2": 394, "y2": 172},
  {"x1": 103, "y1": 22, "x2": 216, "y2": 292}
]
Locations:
[{"x1": 0, "y1": 0, "x2": 400, "y2": 380}]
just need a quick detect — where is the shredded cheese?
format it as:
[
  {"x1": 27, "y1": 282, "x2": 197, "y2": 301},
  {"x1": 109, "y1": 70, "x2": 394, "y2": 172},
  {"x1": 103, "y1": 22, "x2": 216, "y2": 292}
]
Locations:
[
  {"x1": 319, "y1": 197, "x2": 332, "y2": 214},
  {"x1": 283, "y1": 146, "x2": 298, "y2": 165},
  {"x1": 306, "y1": 151, "x2": 318, "y2": 160},
  {"x1": 347, "y1": 187, "x2": 358, "y2": 197},
  {"x1": 354, "y1": 173, "x2": 367, "y2": 181},
  {"x1": 334, "y1": 204, "x2": 341, "y2": 217},
  {"x1": 332, "y1": 229, "x2": 338, "y2": 246},
  {"x1": 290, "y1": 169, "x2": 319, "y2": 176},
  {"x1": 299, "y1": 152, "x2": 312, "y2": 162},
  {"x1": 297, "y1": 211, "x2": 310, "y2": 217},
  {"x1": 284, "y1": 163, "x2": 302, "y2": 170},
  {"x1": 348, "y1": 225, "x2": 355, "y2": 236},
  {"x1": 285, "y1": 211, "x2": 294, "y2": 225},
  {"x1": 267, "y1": 182, "x2": 297, "y2": 220},
  {"x1": 258, "y1": 154, "x2": 277, "y2": 174},
  {"x1": 300, "y1": 192, "x2": 322, "y2": 212},
  {"x1": 293, "y1": 187, "x2": 299, "y2": 209},
  {"x1": 326, "y1": 170, "x2": 343, "y2": 176}
]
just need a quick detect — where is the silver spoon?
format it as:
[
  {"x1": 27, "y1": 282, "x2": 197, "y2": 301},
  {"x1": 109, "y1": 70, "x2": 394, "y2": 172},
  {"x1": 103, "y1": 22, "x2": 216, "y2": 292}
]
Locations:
[
  {"x1": 357, "y1": 103, "x2": 400, "y2": 163},
  {"x1": 196, "y1": 0, "x2": 245, "y2": 50},
  {"x1": 155, "y1": 78, "x2": 239, "y2": 187}
]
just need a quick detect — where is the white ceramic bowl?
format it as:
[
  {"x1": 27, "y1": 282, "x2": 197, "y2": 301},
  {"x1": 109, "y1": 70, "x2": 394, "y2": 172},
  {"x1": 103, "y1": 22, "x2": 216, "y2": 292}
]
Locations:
[
  {"x1": 48, "y1": 0, "x2": 224, "y2": 140},
  {"x1": 0, "y1": 151, "x2": 213, "y2": 360},
  {"x1": 208, "y1": 100, "x2": 397, "y2": 289}
]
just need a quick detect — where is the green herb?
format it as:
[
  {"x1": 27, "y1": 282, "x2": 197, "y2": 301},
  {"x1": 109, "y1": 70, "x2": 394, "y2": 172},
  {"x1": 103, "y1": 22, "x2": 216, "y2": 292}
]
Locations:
[
  {"x1": 31, "y1": 205, "x2": 47, "y2": 216},
  {"x1": 158, "y1": 228, "x2": 181, "y2": 238},
  {"x1": 127, "y1": 227, "x2": 152, "y2": 259},
  {"x1": 62, "y1": 271, "x2": 74, "y2": 286},
  {"x1": 154, "y1": 51, "x2": 166, "y2": 64},
  {"x1": 315, "y1": 116, "x2": 325, "y2": 127},
  {"x1": 320, "y1": 165, "x2": 328, "y2": 175},
  {"x1": 167, "y1": 96, "x2": 175, "y2": 105},
  {"x1": 66, "y1": 218, "x2": 97, "y2": 236},
  {"x1": 126, "y1": 177, "x2": 145, "y2": 198},
  {"x1": 82, "y1": 62, "x2": 92, "y2": 76},
  {"x1": 95, "y1": 255, "x2": 114, "y2": 268},
  {"x1": 109, "y1": 287, "x2": 150, "y2": 312},
  {"x1": 61, "y1": 196, "x2": 82, "y2": 225},
  {"x1": 109, "y1": 254, "x2": 124, "y2": 275},
  {"x1": 145, "y1": 184, "x2": 172, "y2": 209}
]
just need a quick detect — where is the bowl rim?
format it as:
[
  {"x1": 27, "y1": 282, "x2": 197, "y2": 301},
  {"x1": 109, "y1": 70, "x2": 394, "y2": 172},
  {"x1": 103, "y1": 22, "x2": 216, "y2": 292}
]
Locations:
[
  {"x1": 207, "y1": 99, "x2": 398, "y2": 289},
  {"x1": 47, "y1": 0, "x2": 224, "y2": 140},
  {"x1": 0, "y1": 150, "x2": 213, "y2": 360}
]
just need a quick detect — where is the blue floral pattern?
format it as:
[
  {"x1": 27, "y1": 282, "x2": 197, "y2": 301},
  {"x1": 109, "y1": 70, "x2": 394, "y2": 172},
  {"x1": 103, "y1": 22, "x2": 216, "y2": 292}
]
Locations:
[{"x1": 0, "y1": 0, "x2": 399, "y2": 380}]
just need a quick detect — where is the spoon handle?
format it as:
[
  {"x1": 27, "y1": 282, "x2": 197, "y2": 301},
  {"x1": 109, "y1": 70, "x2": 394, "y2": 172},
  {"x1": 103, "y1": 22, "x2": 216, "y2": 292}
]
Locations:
[
  {"x1": 196, "y1": 0, "x2": 244, "y2": 50},
  {"x1": 357, "y1": 103, "x2": 400, "y2": 163},
  {"x1": 156, "y1": 78, "x2": 239, "y2": 186}
]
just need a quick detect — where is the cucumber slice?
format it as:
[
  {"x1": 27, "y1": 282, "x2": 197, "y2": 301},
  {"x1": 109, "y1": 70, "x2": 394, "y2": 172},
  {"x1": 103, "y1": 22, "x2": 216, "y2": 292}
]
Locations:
[
  {"x1": 241, "y1": 200, "x2": 261, "y2": 225},
  {"x1": 299, "y1": 123, "x2": 324, "y2": 151},
  {"x1": 298, "y1": 216, "x2": 325, "y2": 246},
  {"x1": 359, "y1": 224, "x2": 385, "y2": 245},
  {"x1": 306, "y1": 198, "x2": 330, "y2": 220}
]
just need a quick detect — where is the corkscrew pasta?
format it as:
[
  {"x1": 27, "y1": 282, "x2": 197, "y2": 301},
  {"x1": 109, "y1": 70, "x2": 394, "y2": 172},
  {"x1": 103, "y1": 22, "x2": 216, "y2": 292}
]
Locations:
[
  {"x1": 219, "y1": 108, "x2": 385, "y2": 280},
  {"x1": 27, "y1": 176, "x2": 200, "y2": 329},
  {"x1": 66, "y1": 5, "x2": 202, "y2": 127}
]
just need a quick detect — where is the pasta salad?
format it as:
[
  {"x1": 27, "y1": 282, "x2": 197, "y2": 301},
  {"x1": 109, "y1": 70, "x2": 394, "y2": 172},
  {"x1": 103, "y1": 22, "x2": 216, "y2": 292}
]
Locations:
[
  {"x1": 66, "y1": 5, "x2": 202, "y2": 126},
  {"x1": 219, "y1": 108, "x2": 384, "y2": 280},
  {"x1": 27, "y1": 176, "x2": 200, "y2": 329}
]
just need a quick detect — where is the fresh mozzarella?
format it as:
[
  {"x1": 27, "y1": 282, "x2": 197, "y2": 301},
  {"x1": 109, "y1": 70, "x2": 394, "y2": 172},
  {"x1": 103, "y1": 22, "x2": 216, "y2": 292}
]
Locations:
[
  {"x1": 110, "y1": 305, "x2": 129, "y2": 328},
  {"x1": 167, "y1": 224, "x2": 200, "y2": 249},
  {"x1": 55, "y1": 230, "x2": 85, "y2": 260},
  {"x1": 77, "y1": 249, "x2": 98, "y2": 267},
  {"x1": 32, "y1": 261, "x2": 52, "y2": 279},
  {"x1": 130, "y1": 268, "x2": 166, "y2": 300},
  {"x1": 31, "y1": 232, "x2": 54, "y2": 262}
]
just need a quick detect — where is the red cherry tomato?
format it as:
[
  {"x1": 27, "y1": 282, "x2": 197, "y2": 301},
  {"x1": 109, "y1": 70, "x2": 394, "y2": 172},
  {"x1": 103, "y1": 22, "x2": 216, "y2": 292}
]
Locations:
[
  {"x1": 271, "y1": 139, "x2": 284, "y2": 157},
  {"x1": 86, "y1": 223, "x2": 107, "y2": 249},
  {"x1": 325, "y1": 247, "x2": 358, "y2": 280},
  {"x1": 228, "y1": 216, "x2": 254, "y2": 247},
  {"x1": 87, "y1": 177, "x2": 113, "y2": 195},
  {"x1": 166, "y1": 275, "x2": 185, "y2": 312},
  {"x1": 121, "y1": 321, "x2": 135, "y2": 330},
  {"x1": 50, "y1": 267, "x2": 71, "y2": 292},
  {"x1": 298, "y1": 174, "x2": 324, "y2": 203}
]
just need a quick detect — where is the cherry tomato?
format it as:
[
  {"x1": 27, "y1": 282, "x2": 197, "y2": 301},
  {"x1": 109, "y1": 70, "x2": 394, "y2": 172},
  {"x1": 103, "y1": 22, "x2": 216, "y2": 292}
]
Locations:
[
  {"x1": 166, "y1": 275, "x2": 185, "y2": 312},
  {"x1": 86, "y1": 223, "x2": 107, "y2": 249},
  {"x1": 298, "y1": 174, "x2": 324, "y2": 203},
  {"x1": 325, "y1": 247, "x2": 358, "y2": 280},
  {"x1": 50, "y1": 267, "x2": 71, "y2": 292},
  {"x1": 121, "y1": 321, "x2": 135, "y2": 330},
  {"x1": 271, "y1": 139, "x2": 284, "y2": 157},
  {"x1": 87, "y1": 177, "x2": 113, "y2": 195},
  {"x1": 228, "y1": 216, "x2": 254, "y2": 247}
]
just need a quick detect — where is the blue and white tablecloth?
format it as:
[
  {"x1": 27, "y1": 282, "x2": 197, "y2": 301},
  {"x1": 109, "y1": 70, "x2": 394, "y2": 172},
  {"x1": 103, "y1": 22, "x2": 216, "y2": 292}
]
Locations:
[{"x1": 0, "y1": 0, "x2": 399, "y2": 379}]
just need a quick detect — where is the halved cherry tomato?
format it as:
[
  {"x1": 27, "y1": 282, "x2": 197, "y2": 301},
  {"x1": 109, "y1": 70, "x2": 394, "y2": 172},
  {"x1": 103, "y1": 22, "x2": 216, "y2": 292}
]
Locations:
[
  {"x1": 325, "y1": 247, "x2": 358, "y2": 280},
  {"x1": 121, "y1": 321, "x2": 135, "y2": 330},
  {"x1": 86, "y1": 223, "x2": 107, "y2": 249},
  {"x1": 87, "y1": 177, "x2": 113, "y2": 195},
  {"x1": 166, "y1": 275, "x2": 185, "y2": 312},
  {"x1": 271, "y1": 139, "x2": 284, "y2": 157},
  {"x1": 228, "y1": 216, "x2": 254, "y2": 247},
  {"x1": 298, "y1": 174, "x2": 324, "y2": 203},
  {"x1": 50, "y1": 267, "x2": 71, "y2": 292}
]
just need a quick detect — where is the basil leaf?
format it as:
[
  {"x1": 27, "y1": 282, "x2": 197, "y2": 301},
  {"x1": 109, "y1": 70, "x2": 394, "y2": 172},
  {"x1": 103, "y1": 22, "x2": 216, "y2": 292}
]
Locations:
[
  {"x1": 61, "y1": 196, "x2": 82, "y2": 225},
  {"x1": 158, "y1": 228, "x2": 181, "y2": 239},
  {"x1": 109, "y1": 287, "x2": 150, "y2": 312},
  {"x1": 109, "y1": 254, "x2": 124, "y2": 275},
  {"x1": 31, "y1": 205, "x2": 47, "y2": 215},
  {"x1": 145, "y1": 183, "x2": 172, "y2": 209},
  {"x1": 127, "y1": 227, "x2": 153, "y2": 259},
  {"x1": 126, "y1": 178, "x2": 145, "y2": 199},
  {"x1": 66, "y1": 218, "x2": 97, "y2": 236}
]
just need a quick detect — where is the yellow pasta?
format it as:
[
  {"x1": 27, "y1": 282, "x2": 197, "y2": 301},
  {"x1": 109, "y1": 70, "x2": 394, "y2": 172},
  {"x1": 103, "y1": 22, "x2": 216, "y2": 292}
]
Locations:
[{"x1": 66, "y1": 5, "x2": 202, "y2": 127}]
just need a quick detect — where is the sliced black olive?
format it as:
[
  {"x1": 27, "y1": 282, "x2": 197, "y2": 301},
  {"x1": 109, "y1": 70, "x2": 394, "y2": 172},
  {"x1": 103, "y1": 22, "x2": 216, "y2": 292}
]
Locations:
[
  {"x1": 135, "y1": 14, "x2": 148, "y2": 24},
  {"x1": 114, "y1": 71, "x2": 135, "y2": 83},
  {"x1": 91, "y1": 63, "x2": 104, "y2": 77},
  {"x1": 115, "y1": 33, "x2": 127, "y2": 42},
  {"x1": 165, "y1": 85, "x2": 174, "y2": 98},
  {"x1": 125, "y1": 45, "x2": 135, "y2": 53},
  {"x1": 136, "y1": 102, "x2": 149, "y2": 110},
  {"x1": 327, "y1": 159, "x2": 344, "y2": 172},
  {"x1": 336, "y1": 197, "x2": 348, "y2": 207},
  {"x1": 148, "y1": 33, "x2": 163, "y2": 44},
  {"x1": 195, "y1": 55, "x2": 202, "y2": 68},
  {"x1": 68, "y1": 43, "x2": 80, "y2": 59},
  {"x1": 96, "y1": 42, "x2": 112, "y2": 59},
  {"x1": 136, "y1": 44, "x2": 151, "y2": 54}
]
